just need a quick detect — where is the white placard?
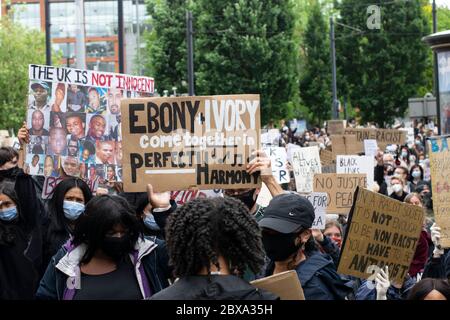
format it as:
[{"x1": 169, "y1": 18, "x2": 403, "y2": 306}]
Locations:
[
  {"x1": 336, "y1": 155, "x2": 374, "y2": 189},
  {"x1": 264, "y1": 147, "x2": 289, "y2": 184},
  {"x1": 363, "y1": 139, "x2": 378, "y2": 157},
  {"x1": 292, "y1": 146, "x2": 322, "y2": 193},
  {"x1": 304, "y1": 192, "x2": 327, "y2": 230}
]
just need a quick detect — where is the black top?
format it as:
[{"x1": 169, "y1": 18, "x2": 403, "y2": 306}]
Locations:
[
  {"x1": 150, "y1": 275, "x2": 278, "y2": 300},
  {"x1": 389, "y1": 191, "x2": 408, "y2": 202},
  {"x1": 73, "y1": 258, "x2": 143, "y2": 300}
]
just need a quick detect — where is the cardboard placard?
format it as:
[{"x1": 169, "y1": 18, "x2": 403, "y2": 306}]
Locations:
[
  {"x1": 344, "y1": 128, "x2": 406, "y2": 151},
  {"x1": 24, "y1": 64, "x2": 153, "y2": 187},
  {"x1": 250, "y1": 270, "x2": 305, "y2": 300},
  {"x1": 313, "y1": 173, "x2": 367, "y2": 215},
  {"x1": 320, "y1": 149, "x2": 334, "y2": 166},
  {"x1": 364, "y1": 139, "x2": 378, "y2": 157},
  {"x1": 337, "y1": 188, "x2": 423, "y2": 285},
  {"x1": 121, "y1": 95, "x2": 261, "y2": 192},
  {"x1": 264, "y1": 147, "x2": 289, "y2": 184},
  {"x1": 292, "y1": 146, "x2": 321, "y2": 193},
  {"x1": 304, "y1": 192, "x2": 328, "y2": 230},
  {"x1": 331, "y1": 134, "x2": 361, "y2": 156},
  {"x1": 336, "y1": 155, "x2": 374, "y2": 189},
  {"x1": 428, "y1": 136, "x2": 450, "y2": 248},
  {"x1": 170, "y1": 189, "x2": 223, "y2": 206},
  {"x1": 327, "y1": 120, "x2": 346, "y2": 135}
]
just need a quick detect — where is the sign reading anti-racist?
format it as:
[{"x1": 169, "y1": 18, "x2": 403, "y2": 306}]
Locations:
[
  {"x1": 121, "y1": 95, "x2": 261, "y2": 192},
  {"x1": 337, "y1": 188, "x2": 423, "y2": 285},
  {"x1": 291, "y1": 146, "x2": 321, "y2": 193},
  {"x1": 304, "y1": 192, "x2": 328, "y2": 230},
  {"x1": 24, "y1": 64, "x2": 154, "y2": 186},
  {"x1": 264, "y1": 147, "x2": 289, "y2": 184},
  {"x1": 336, "y1": 155, "x2": 374, "y2": 189},
  {"x1": 313, "y1": 173, "x2": 367, "y2": 215},
  {"x1": 428, "y1": 136, "x2": 450, "y2": 248},
  {"x1": 344, "y1": 128, "x2": 406, "y2": 151}
]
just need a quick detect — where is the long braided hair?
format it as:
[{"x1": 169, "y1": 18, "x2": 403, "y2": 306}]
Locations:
[{"x1": 166, "y1": 196, "x2": 265, "y2": 278}]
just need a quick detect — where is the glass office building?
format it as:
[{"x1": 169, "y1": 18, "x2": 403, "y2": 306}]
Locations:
[{"x1": 2, "y1": 0, "x2": 149, "y2": 74}]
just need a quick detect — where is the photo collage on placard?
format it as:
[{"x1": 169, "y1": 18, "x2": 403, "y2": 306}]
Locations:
[{"x1": 25, "y1": 78, "x2": 125, "y2": 182}]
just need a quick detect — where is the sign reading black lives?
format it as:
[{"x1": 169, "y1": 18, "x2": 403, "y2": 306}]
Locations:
[{"x1": 121, "y1": 95, "x2": 261, "y2": 192}]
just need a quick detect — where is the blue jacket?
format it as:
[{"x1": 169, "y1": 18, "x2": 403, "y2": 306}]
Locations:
[
  {"x1": 355, "y1": 276, "x2": 416, "y2": 300},
  {"x1": 35, "y1": 237, "x2": 171, "y2": 300},
  {"x1": 266, "y1": 251, "x2": 353, "y2": 300}
]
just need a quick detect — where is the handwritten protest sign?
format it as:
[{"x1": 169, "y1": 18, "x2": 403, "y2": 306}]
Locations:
[
  {"x1": 428, "y1": 136, "x2": 450, "y2": 247},
  {"x1": 41, "y1": 175, "x2": 99, "y2": 199},
  {"x1": 337, "y1": 188, "x2": 423, "y2": 285},
  {"x1": 286, "y1": 143, "x2": 301, "y2": 163},
  {"x1": 336, "y1": 155, "x2": 374, "y2": 189},
  {"x1": 24, "y1": 64, "x2": 153, "y2": 189},
  {"x1": 364, "y1": 139, "x2": 378, "y2": 157},
  {"x1": 170, "y1": 189, "x2": 223, "y2": 206},
  {"x1": 327, "y1": 120, "x2": 346, "y2": 135},
  {"x1": 313, "y1": 173, "x2": 367, "y2": 215},
  {"x1": 121, "y1": 95, "x2": 261, "y2": 192},
  {"x1": 304, "y1": 192, "x2": 328, "y2": 230},
  {"x1": 292, "y1": 146, "x2": 321, "y2": 193},
  {"x1": 264, "y1": 147, "x2": 289, "y2": 184},
  {"x1": 344, "y1": 128, "x2": 406, "y2": 151}
]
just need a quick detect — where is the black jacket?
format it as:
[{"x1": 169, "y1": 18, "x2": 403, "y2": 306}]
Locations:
[{"x1": 150, "y1": 275, "x2": 278, "y2": 300}]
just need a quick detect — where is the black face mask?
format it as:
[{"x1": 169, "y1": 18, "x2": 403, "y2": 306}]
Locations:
[
  {"x1": 0, "y1": 166, "x2": 22, "y2": 180},
  {"x1": 262, "y1": 232, "x2": 301, "y2": 262},
  {"x1": 421, "y1": 192, "x2": 433, "y2": 210},
  {"x1": 101, "y1": 234, "x2": 132, "y2": 262},
  {"x1": 233, "y1": 189, "x2": 257, "y2": 211}
]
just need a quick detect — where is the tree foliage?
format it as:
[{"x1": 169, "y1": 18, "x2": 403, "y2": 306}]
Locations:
[
  {"x1": 0, "y1": 17, "x2": 46, "y2": 132},
  {"x1": 143, "y1": 0, "x2": 188, "y2": 94},
  {"x1": 336, "y1": 0, "x2": 430, "y2": 127},
  {"x1": 299, "y1": 1, "x2": 332, "y2": 125}
]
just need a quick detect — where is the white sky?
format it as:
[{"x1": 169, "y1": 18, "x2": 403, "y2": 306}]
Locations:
[{"x1": 434, "y1": 0, "x2": 450, "y2": 8}]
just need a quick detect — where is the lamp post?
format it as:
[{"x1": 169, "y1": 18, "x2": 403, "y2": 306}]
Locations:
[{"x1": 423, "y1": 30, "x2": 450, "y2": 135}]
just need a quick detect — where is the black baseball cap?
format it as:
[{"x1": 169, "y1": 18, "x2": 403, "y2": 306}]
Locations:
[{"x1": 258, "y1": 193, "x2": 315, "y2": 234}]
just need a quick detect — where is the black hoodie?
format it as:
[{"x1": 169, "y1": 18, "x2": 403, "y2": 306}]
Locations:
[{"x1": 149, "y1": 275, "x2": 278, "y2": 300}]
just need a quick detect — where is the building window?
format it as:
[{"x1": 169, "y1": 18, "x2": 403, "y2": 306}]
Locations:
[{"x1": 11, "y1": 3, "x2": 41, "y2": 30}]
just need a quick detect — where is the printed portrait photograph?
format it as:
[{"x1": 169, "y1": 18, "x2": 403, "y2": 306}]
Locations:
[
  {"x1": 50, "y1": 82, "x2": 67, "y2": 113},
  {"x1": 28, "y1": 80, "x2": 52, "y2": 113},
  {"x1": 67, "y1": 84, "x2": 87, "y2": 112},
  {"x1": 28, "y1": 109, "x2": 50, "y2": 137}
]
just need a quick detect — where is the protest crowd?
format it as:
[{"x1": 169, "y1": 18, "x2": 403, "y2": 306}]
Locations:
[{"x1": 1, "y1": 66, "x2": 450, "y2": 302}]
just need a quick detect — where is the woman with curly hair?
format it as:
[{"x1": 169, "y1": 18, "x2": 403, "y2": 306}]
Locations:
[{"x1": 150, "y1": 196, "x2": 278, "y2": 300}]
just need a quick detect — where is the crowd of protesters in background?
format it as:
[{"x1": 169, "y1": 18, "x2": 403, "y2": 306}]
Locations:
[{"x1": 1, "y1": 116, "x2": 450, "y2": 301}]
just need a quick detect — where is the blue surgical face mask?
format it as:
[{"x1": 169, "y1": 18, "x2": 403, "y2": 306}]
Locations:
[
  {"x1": 0, "y1": 206, "x2": 18, "y2": 221},
  {"x1": 63, "y1": 200, "x2": 85, "y2": 221},
  {"x1": 143, "y1": 213, "x2": 160, "y2": 231}
]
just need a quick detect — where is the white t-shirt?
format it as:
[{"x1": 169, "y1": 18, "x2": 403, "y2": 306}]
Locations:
[{"x1": 29, "y1": 163, "x2": 40, "y2": 175}]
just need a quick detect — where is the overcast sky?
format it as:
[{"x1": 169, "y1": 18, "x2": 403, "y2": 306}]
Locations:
[{"x1": 434, "y1": 0, "x2": 449, "y2": 8}]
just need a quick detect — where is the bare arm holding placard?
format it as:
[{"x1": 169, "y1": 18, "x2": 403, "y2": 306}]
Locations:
[
  {"x1": 17, "y1": 122, "x2": 29, "y2": 169},
  {"x1": 247, "y1": 150, "x2": 283, "y2": 198}
]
